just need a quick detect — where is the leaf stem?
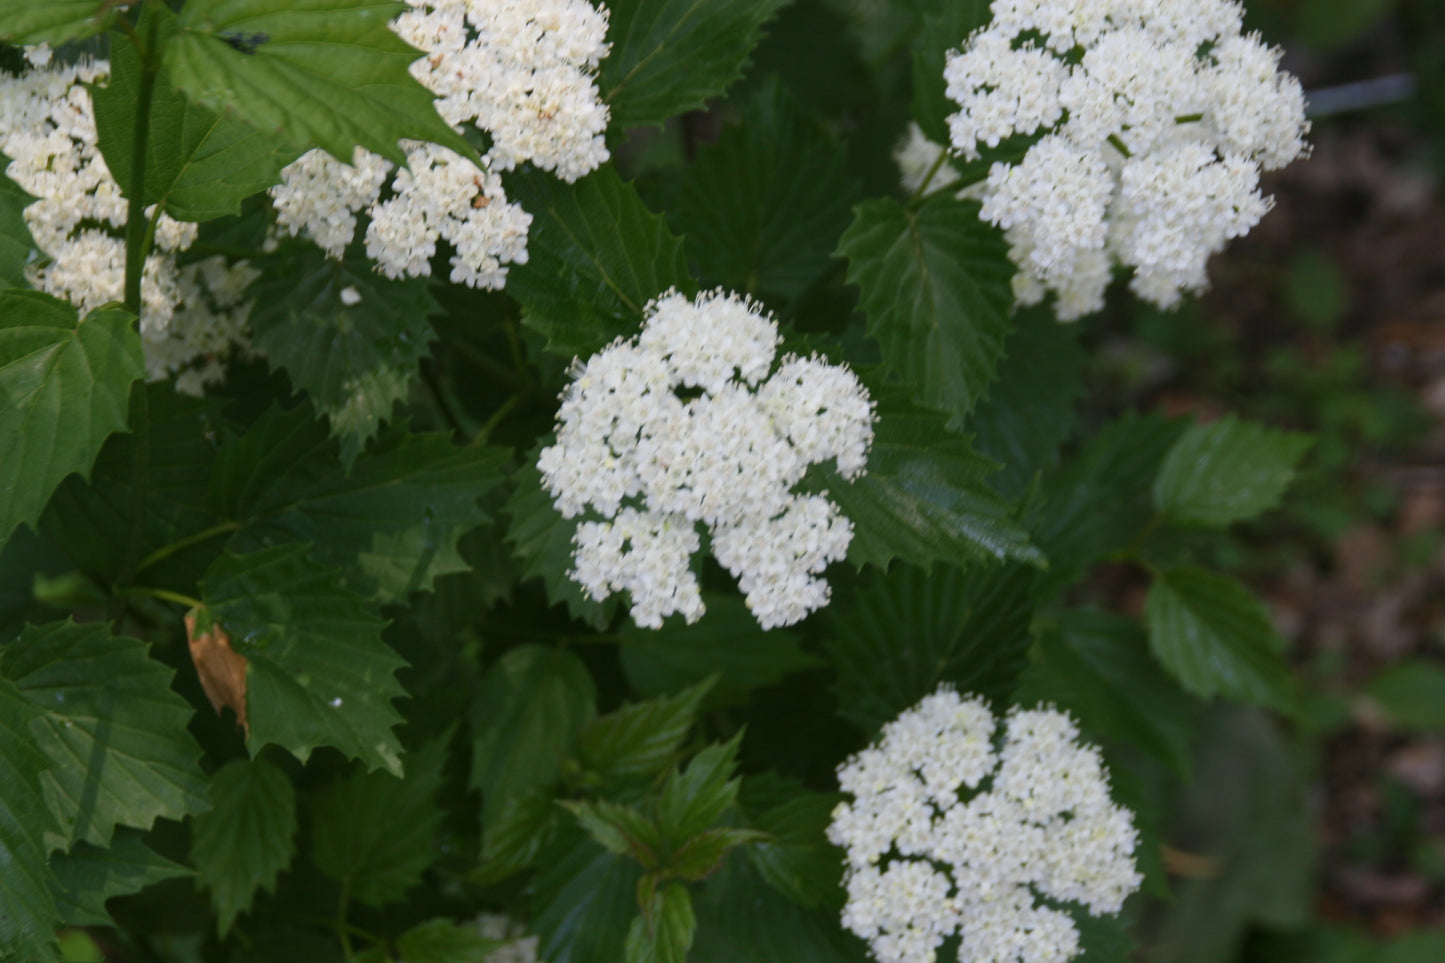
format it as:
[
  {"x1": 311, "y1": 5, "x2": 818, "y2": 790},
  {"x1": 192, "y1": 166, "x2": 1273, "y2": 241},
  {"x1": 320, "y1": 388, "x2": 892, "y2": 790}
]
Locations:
[
  {"x1": 336, "y1": 880, "x2": 355, "y2": 962},
  {"x1": 119, "y1": 585, "x2": 205, "y2": 610},
  {"x1": 908, "y1": 150, "x2": 951, "y2": 208},
  {"x1": 503, "y1": 318, "x2": 536, "y2": 391},
  {"x1": 271, "y1": 910, "x2": 383, "y2": 945},
  {"x1": 123, "y1": 6, "x2": 161, "y2": 315},
  {"x1": 420, "y1": 357, "x2": 467, "y2": 440},
  {"x1": 475, "y1": 392, "x2": 522, "y2": 445},
  {"x1": 916, "y1": 165, "x2": 990, "y2": 206},
  {"x1": 114, "y1": 386, "x2": 151, "y2": 590},
  {"x1": 135, "y1": 521, "x2": 240, "y2": 574}
]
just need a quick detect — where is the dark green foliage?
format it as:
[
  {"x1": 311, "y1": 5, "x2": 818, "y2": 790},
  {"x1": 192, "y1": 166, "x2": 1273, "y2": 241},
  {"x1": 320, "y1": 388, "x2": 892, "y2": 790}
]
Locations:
[
  {"x1": 49, "y1": 828, "x2": 189, "y2": 927},
  {"x1": 838, "y1": 195, "x2": 1014, "y2": 422},
  {"x1": 0, "y1": 296, "x2": 143, "y2": 548},
  {"x1": 200, "y1": 545, "x2": 409, "y2": 773},
  {"x1": 0, "y1": 156, "x2": 37, "y2": 289},
  {"x1": 806, "y1": 381, "x2": 1043, "y2": 572},
  {"x1": 308, "y1": 738, "x2": 447, "y2": 907},
  {"x1": 826, "y1": 561, "x2": 1037, "y2": 731},
  {"x1": 506, "y1": 165, "x2": 693, "y2": 359},
  {"x1": 671, "y1": 80, "x2": 859, "y2": 304},
  {"x1": 3, "y1": 621, "x2": 207, "y2": 850},
  {"x1": 190, "y1": 756, "x2": 298, "y2": 934},
  {"x1": 600, "y1": 0, "x2": 791, "y2": 129},
  {"x1": 247, "y1": 241, "x2": 438, "y2": 462},
  {"x1": 1145, "y1": 566, "x2": 1295, "y2": 711},
  {"x1": 1016, "y1": 609, "x2": 1199, "y2": 777}
]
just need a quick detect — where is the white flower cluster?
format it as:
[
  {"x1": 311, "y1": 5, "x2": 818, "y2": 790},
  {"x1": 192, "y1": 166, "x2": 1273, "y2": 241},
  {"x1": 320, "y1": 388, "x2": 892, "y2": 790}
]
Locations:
[
  {"x1": 0, "y1": 50, "x2": 256, "y2": 393},
  {"x1": 944, "y1": 0, "x2": 1309, "y2": 319},
  {"x1": 827, "y1": 688, "x2": 1142, "y2": 963},
  {"x1": 475, "y1": 913, "x2": 540, "y2": 963},
  {"x1": 538, "y1": 290, "x2": 876, "y2": 630},
  {"x1": 270, "y1": 0, "x2": 611, "y2": 288}
]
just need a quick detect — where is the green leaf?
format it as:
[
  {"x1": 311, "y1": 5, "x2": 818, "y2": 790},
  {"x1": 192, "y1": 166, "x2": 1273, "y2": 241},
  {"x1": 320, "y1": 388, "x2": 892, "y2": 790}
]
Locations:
[
  {"x1": 690, "y1": 857, "x2": 866, "y2": 963},
  {"x1": 740, "y1": 777, "x2": 842, "y2": 908},
  {"x1": 910, "y1": 1, "x2": 991, "y2": 145},
  {"x1": 504, "y1": 450, "x2": 616, "y2": 628},
  {"x1": 41, "y1": 385, "x2": 225, "y2": 591},
  {"x1": 1145, "y1": 566, "x2": 1293, "y2": 711},
  {"x1": 167, "y1": 0, "x2": 469, "y2": 165},
  {"x1": 91, "y1": 8, "x2": 297, "y2": 222},
  {"x1": 838, "y1": 196, "x2": 1013, "y2": 423},
  {"x1": 199, "y1": 544, "x2": 408, "y2": 775},
  {"x1": 469, "y1": 645, "x2": 596, "y2": 825},
  {"x1": 396, "y1": 919, "x2": 502, "y2": 963},
  {"x1": 505, "y1": 165, "x2": 693, "y2": 359},
  {"x1": 671, "y1": 79, "x2": 859, "y2": 302},
  {"x1": 1151, "y1": 707, "x2": 1314, "y2": 963},
  {"x1": 531, "y1": 835, "x2": 642, "y2": 963},
  {"x1": 804, "y1": 382, "x2": 1042, "y2": 571},
  {"x1": 0, "y1": 294, "x2": 143, "y2": 547},
  {"x1": 0, "y1": 676, "x2": 59, "y2": 963},
  {"x1": 1073, "y1": 907, "x2": 1135, "y2": 963},
  {"x1": 625, "y1": 882, "x2": 695, "y2": 963},
  {"x1": 617, "y1": 596, "x2": 819, "y2": 709},
  {"x1": 656, "y1": 735, "x2": 743, "y2": 843},
  {"x1": 3, "y1": 621, "x2": 207, "y2": 850},
  {"x1": 0, "y1": 1, "x2": 112, "y2": 44},
  {"x1": 1035, "y1": 411, "x2": 1188, "y2": 601},
  {"x1": 969, "y1": 305, "x2": 1085, "y2": 498},
  {"x1": 825, "y1": 561, "x2": 1036, "y2": 731},
  {"x1": 49, "y1": 828, "x2": 190, "y2": 928},
  {"x1": 560, "y1": 800, "x2": 662, "y2": 867},
  {"x1": 472, "y1": 786, "x2": 560, "y2": 885},
  {"x1": 248, "y1": 241, "x2": 437, "y2": 463},
  {"x1": 212, "y1": 405, "x2": 507, "y2": 601},
  {"x1": 600, "y1": 0, "x2": 790, "y2": 129},
  {"x1": 309, "y1": 738, "x2": 446, "y2": 907},
  {"x1": 1015, "y1": 609, "x2": 1199, "y2": 777},
  {"x1": 1364, "y1": 660, "x2": 1445, "y2": 731},
  {"x1": 0, "y1": 161, "x2": 38, "y2": 289},
  {"x1": 190, "y1": 756, "x2": 298, "y2": 935},
  {"x1": 575, "y1": 679, "x2": 710, "y2": 785},
  {"x1": 1153, "y1": 414, "x2": 1312, "y2": 528},
  {"x1": 670, "y1": 827, "x2": 767, "y2": 882}
]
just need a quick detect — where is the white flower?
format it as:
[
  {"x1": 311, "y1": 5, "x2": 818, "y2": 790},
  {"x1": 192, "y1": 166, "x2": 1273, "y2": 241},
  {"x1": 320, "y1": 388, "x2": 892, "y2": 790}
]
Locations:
[
  {"x1": 364, "y1": 141, "x2": 532, "y2": 289},
  {"x1": 148, "y1": 258, "x2": 262, "y2": 396},
  {"x1": 944, "y1": 0, "x2": 1309, "y2": 318},
  {"x1": 474, "y1": 913, "x2": 540, "y2": 963},
  {"x1": 0, "y1": 52, "x2": 253, "y2": 392},
  {"x1": 539, "y1": 290, "x2": 876, "y2": 629},
  {"x1": 827, "y1": 689, "x2": 1142, "y2": 963},
  {"x1": 270, "y1": 147, "x2": 390, "y2": 258},
  {"x1": 268, "y1": 0, "x2": 609, "y2": 289}
]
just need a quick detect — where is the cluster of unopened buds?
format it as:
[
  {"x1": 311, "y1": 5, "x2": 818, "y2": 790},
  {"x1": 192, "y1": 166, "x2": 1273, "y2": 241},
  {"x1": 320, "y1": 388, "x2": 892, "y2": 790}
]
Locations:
[{"x1": 538, "y1": 289, "x2": 876, "y2": 629}]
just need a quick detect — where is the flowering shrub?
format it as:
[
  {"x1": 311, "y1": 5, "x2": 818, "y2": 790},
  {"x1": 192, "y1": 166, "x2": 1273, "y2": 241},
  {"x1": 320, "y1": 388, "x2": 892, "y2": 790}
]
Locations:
[{"x1": 0, "y1": 2, "x2": 1320, "y2": 963}]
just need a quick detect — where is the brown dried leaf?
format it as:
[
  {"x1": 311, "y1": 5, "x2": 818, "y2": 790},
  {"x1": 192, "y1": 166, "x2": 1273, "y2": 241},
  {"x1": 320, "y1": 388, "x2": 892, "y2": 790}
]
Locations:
[{"x1": 185, "y1": 607, "x2": 249, "y2": 734}]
